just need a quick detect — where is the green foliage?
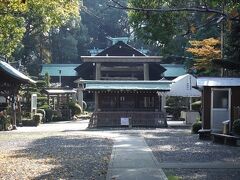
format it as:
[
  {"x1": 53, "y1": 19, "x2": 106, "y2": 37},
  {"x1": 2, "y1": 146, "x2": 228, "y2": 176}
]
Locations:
[
  {"x1": 192, "y1": 121, "x2": 202, "y2": 134},
  {"x1": 191, "y1": 101, "x2": 201, "y2": 111},
  {"x1": 225, "y1": 21, "x2": 240, "y2": 68},
  {"x1": 37, "y1": 96, "x2": 48, "y2": 108},
  {"x1": 22, "y1": 119, "x2": 34, "y2": 126},
  {"x1": 38, "y1": 104, "x2": 50, "y2": 110},
  {"x1": 68, "y1": 102, "x2": 82, "y2": 116},
  {"x1": 166, "y1": 97, "x2": 187, "y2": 120},
  {"x1": 233, "y1": 119, "x2": 240, "y2": 135},
  {"x1": 45, "y1": 109, "x2": 53, "y2": 122},
  {"x1": 128, "y1": 0, "x2": 192, "y2": 54},
  {"x1": 0, "y1": 112, "x2": 11, "y2": 131},
  {"x1": 36, "y1": 81, "x2": 47, "y2": 89},
  {"x1": 127, "y1": 0, "x2": 240, "y2": 58},
  {"x1": 33, "y1": 113, "x2": 42, "y2": 126},
  {"x1": 44, "y1": 73, "x2": 50, "y2": 87},
  {"x1": 167, "y1": 175, "x2": 182, "y2": 180},
  {"x1": 81, "y1": 0, "x2": 129, "y2": 49},
  {"x1": 22, "y1": 114, "x2": 42, "y2": 126},
  {"x1": 52, "y1": 116, "x2": 66, "y2": 122},
  {"x1": 0, "y1": 0, "x2": 80, "y2": 59},
  {"x1": 0, "y1": 1, "x2": 26, "y2": 57}
]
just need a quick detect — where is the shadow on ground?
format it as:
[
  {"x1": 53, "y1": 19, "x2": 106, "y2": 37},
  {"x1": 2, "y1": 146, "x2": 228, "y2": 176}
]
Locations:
[
  {"x1": 143, "y1": 128, "x2": 240, "y2": 163},
  {"x1": 10, "y1": 135, "x2": 113, "y2": 180}
]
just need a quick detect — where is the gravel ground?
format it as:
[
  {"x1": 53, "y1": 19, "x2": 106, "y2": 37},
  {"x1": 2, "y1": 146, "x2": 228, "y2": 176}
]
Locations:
[
  {"x1": 141, "y1": 127, "x2": 240, "y2": 180},
  {"x1": 142, "y1": 128, "x2": 240, "y2": 163},
  {"x1": 1, "y1": 121, "x2": 240, "y2": 180},
  {"x1": 0, "y1": 121, "x2": 113, "y2": 180},
  {"x1": 164, "y1": 168, "x2": 240, "y2": 180}
]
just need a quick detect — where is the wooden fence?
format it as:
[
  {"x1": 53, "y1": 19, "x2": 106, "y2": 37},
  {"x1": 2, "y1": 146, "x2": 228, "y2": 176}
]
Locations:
[{"x1": 89, "y1": 111, "x2": 167, "y2": 128}]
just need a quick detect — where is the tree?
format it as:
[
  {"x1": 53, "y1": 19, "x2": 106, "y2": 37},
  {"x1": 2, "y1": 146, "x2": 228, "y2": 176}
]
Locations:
[
  {"x1": 109, "y1": 0, "x2": 240, "y2": 56},
  {"x1": 225, "y1": 20, "x2": 240, "y2": 65},
  {"x1": 0, "y1": 1, "x2": 26, "y2": 57},
  {"x1": 186, "y1": 37, "x2": 221, "y2": 75},
  {"x1": 0, "y1": 0, "x2": 80, "y2": 60},
  {"x1": 81, "y1": 0, "x2": 129, "y2": 49}
]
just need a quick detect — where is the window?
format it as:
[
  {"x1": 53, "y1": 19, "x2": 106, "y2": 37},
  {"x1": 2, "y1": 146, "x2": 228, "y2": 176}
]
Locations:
[
  {"x1": 213, "y1": 90, "x2": 229, "y2": 109},
  {"x1": 119, "y1": 95, "x2": 135, "y2": 109},
  {"x1": 144, "y1": 97, "x2": 154, "y2": 108}
]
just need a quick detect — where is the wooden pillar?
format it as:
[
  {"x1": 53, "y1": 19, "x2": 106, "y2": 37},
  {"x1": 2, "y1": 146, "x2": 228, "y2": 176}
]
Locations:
[
  {"x1": 144, "y1": 63, "x2": 149, "y2": 80},
  {"x1": 67, "y1": 94, "x2": 69, "y2": 103},
  {"x1": 47, "y1": 94, "x2": 50, "y2": 106},
  {"x1": 96, "y1": 63, "x2": 101, "y2": 80},
  {"x1": 16, "y1": 96, "x2": 22, "y2": 126},
  {"x1": 11, "y1": 96, "x2": 17, "y2": 130},
  {"x1": 77, "y1": 85, "x2": 84, "y2": 110},
  {"x1": 95, "y1": 92, "x2": 99, "y2": 111},
  {"x1": 189, "y1": 97, "x2": 192, "y2": 111},
  {"x1": 95, "y1": 63, "x2": 101, "y2": 111},
  {"x1": 161, "y1": 94, "x2": 166, "y2": 113}
]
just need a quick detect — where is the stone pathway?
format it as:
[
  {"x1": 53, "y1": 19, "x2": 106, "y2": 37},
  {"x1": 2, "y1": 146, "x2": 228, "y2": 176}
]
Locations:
[
  {"x1": 106, "y1": 135, "x2": 167, "y2": 180},
  {"x1": 159, "y1": 162, "x2": 240, "y2": 169}
]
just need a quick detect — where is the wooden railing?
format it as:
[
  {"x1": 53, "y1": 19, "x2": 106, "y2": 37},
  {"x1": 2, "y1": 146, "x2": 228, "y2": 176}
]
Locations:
[{"x1": 89, "y1": 111, "x2": 167, "y2": 128}]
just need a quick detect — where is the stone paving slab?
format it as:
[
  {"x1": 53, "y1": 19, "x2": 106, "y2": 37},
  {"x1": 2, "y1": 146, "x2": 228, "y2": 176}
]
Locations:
[
  {"x1": 106, "y1": 135, "x2": 167, "y2": 180},
  {"x1": 159, "y1": 162, "x2": 240, "y2": 169}
]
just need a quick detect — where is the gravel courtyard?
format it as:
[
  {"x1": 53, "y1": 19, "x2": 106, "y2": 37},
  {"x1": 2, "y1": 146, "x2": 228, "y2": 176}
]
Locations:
[
  {"x1": 1, "y1": 120, "x2": 240, "y2": 180},
  {"x1": 142, "y1": 127, "x2": 240, "y2": 180},
  {"x1": 0, "y1": 120, "x2": 113, "y2": 180}
]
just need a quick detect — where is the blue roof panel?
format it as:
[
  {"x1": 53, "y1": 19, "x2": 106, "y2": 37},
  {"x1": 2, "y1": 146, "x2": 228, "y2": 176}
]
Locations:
[
  {"x1": 40, "y1": 64, "x2": 79, "y2": 77},
  {"x1": 161, "y1": 64, "x2": 186, "y2": 77}
]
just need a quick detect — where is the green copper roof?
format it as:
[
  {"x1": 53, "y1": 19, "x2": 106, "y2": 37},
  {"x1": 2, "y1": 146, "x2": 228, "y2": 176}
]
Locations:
[
  {"x1": 40, "y1": 64, "x2": 79, "y2": 77},
  {"x1": 0, "y1": 60, "x2": 35, "y2": 83},
  {"x1": 82, "y1": 80, "x2": 171, "y2": 91},
  {"x1": 161, "y1": 64, "x2": 186, "y2": 77}
]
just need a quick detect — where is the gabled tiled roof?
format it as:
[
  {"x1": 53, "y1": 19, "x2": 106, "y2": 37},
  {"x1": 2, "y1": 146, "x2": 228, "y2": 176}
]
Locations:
[
  {"x1": 96, "y1": 41, "x2": 146, "y2": 56},
  {"x1": 0, "y1": 60, "x2": 35, "y2": 84}
]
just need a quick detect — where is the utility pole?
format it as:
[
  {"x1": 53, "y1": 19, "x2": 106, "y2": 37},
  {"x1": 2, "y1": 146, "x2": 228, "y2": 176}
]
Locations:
[{"x1": 220, "y1": 0, "x2": 225, "y2": 77}]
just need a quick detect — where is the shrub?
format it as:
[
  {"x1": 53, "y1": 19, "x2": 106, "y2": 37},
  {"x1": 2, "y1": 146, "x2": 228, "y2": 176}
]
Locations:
[
  {"x1": 36, "y1": 80, "x2": 47, "y2": 89},
  {"x1": 192, "y1": 121, "x2": 202, "y2": 134},
  {"x1": 233, "y1": 119, "x2": 240, "y2": 135},
  {"x1": 37, "y1": 96, "x2": 48, "y2": 107},
  {"x1": 52, "y1": 116, "x2": 67, "y2": 122},
  {"x1": 33, "y1": 113, "x2": 42, "y2": 126},
  {"x1": 45, "y1": 109, "x2": 53, "y2": 122},
  {"x1": 0, "y1": 112, "x2": 11, "y2": 130},
  {"x1": 68, "y1": 102, "x2": 82, "y2": 116},
  {"x1": 22, "y1": 112, "x2": 31, "y2": 119},
  {"x1": 38, "y1": 104, "x2": 50, "y2": 110},
  {"x1": 22, "y1": 119, "x2": 36, "y2": 126}
]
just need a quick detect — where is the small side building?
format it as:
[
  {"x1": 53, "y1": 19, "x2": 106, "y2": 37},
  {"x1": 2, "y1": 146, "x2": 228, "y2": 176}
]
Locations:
[
  {"x1": 197, "y1": 77, "x2": 240, "y2": 132},
  {"x1": 40, "y1": 64, "x2": 79, "y2": 87}
]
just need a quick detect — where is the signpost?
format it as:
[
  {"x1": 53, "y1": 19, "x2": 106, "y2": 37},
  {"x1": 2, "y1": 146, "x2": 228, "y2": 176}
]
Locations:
[{"x1": 31, "y1": 94, "x2": 37, "y2": 118}]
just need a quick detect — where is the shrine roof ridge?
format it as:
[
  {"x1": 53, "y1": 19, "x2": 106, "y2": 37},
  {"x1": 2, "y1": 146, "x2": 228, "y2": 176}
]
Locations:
[{"x1": 81, "y1": 56, "x2": 163, "y2": 63}]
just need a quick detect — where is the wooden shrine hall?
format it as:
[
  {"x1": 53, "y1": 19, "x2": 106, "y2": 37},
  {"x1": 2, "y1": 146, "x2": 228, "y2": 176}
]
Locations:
[
  {"x1": 0, "y1": 60, "x2": 35, "y2": 129},
  {"x1": 75, "y1": 55, "x2": 172, "y2": 128}
]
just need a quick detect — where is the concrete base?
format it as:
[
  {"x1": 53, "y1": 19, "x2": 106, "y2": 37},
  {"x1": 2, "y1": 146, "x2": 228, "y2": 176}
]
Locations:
[{"x1": 181, "y1": 111, "x2": 200, "y2": 125}]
